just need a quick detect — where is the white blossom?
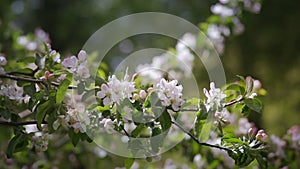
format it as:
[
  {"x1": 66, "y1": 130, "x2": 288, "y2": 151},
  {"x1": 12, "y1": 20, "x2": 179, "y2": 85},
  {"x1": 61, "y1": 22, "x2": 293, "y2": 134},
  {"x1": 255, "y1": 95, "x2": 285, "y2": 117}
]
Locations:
[
  {"x1": 203, "y1": 82, "x2": 226, "y2": 111},
  {"x1": 155, "y1": 78, "x2": 184, "y2": 111},
  {"x1": 0, "y1": 55, "x2": 7, "y2": 65},
  {"x1": 97, "y1": 73, "x2": 135, "y2": 106},
  {"x1": 61, "y1": 50, "x2": 90, "y2": 79},
  {"x1": 0, "y1": 82, "x2": 28, "y2": 102},
  {"x1": 100, "y1": 118, "x2": 116, "y2": 134},
  {"x1": 211, "y1": 3, "x2": 235, "y2": 17}
]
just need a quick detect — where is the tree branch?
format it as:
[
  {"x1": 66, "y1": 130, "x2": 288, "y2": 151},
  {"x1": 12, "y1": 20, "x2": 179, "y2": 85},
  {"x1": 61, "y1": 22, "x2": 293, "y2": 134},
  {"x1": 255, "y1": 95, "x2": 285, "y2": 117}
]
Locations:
[
  {"x1": 0, "y1": 120, "x2": 47, "y2": 126},
  {"x1": 171, "y1": 120, "x2": 230, "y2": 151},
  {"x1": 0, "y1": 74, "x2": 77, "y2": 89}
]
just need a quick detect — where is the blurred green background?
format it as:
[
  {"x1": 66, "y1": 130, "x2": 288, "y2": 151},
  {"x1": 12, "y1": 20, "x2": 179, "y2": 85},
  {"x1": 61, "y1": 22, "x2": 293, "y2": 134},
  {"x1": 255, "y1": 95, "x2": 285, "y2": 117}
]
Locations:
[
  {"x1": 0, "y1": 0, "x2": 300, "y2": 167},
  {"x1": 1, "y1": 0, "x2": 299, "y2": 135}
]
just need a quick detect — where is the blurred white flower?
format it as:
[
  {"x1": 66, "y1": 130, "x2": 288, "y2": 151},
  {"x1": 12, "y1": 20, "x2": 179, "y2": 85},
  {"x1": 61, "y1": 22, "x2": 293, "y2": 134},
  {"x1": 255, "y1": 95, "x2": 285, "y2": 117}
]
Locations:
[
  {"x1": 156, "y1": 78, "x2": 184, "y2": 111},
  {"x1": 0, "y1": 82, "x2": 27, "y2": 102},
  {"x1": 0, "y1": 67, "x2": 5, "y2": 75},
  {"x1": 50, "y1": 50, "x2": 61, "y2": 63},
  {"x1": 211, "y1": 3, "x2": 235, "y2": 17},
  {"x1": 0, "y1": 55, "x2": 7, "y2": 65}
]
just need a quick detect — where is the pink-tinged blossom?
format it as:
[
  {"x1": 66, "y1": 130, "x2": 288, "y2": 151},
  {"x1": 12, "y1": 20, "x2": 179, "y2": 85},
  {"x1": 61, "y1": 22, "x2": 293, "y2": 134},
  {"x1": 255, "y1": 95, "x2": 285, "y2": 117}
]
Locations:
[
  {"x1": 0, "y1": 67, "x2": 5, "y2": 75},
  {"x1": 255, "y1": 129, "x2": 268, "y2": 142},
  {"x1": 269, "y1": 135, "x2": 286, "y2": 158},
  {"x1": 156, "y1": 78, "x2": 184, "y2": 111},
  {"x1": 62, "y1": 55, "x2": 78, "y2": 72},
  {"x1": 236, "y1": 118, "x2": 254, "y2": 135},
  {"x1": 203, "y1": 82, "x2": 226, "y2": 111},
  {"x1": 57, "y1": 74, "x2": 67, "y2": 82},
  {"x1": 77, "y1": 65, "x2": 90, "y2": 79},
  {"x1": 78, "y1": 50, "x2": 87, "y2": 61},
  {"x1": 0, "y1": 82, "x2": 27, "y2": 102},
  {"x1": 97, "y1": 74, "x2": 135, "y2": 106},
  {"x1": 139, "y1": 90, "x2": 147, "y2": 99},
  {"x1": 287, "y1": 125, "x2": 300, "y2": 150},
  {"x1": 61, "y1": 50, "x2": 90, "y2": 79}
]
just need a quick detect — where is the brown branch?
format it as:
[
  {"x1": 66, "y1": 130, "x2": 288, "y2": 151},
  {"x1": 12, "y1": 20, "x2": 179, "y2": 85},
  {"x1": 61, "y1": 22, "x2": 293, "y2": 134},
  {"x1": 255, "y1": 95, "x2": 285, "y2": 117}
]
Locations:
[
  {"x1": 0, "y1": 74, "x2": 77, "y2": 89},
  {"x1": 0, "y1": 120, "x2": 47, "y2": 126},
  {"x1": 7, "y1": 67, "x2": 39, "y2": 77}
]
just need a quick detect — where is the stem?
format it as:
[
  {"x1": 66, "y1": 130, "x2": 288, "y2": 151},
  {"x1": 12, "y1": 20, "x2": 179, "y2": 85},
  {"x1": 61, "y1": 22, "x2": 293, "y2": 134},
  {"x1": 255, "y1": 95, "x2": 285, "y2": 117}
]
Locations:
[
  {"x1": 0, "y1": 74, "x2": 77, "y2": 89},
  {"x1": 0, "y1": 120, "x2": 47, "y2": 126},
  {"x1": 0, "y1": 74, "x2": 42, "y2": 83},
  {"x1": 7, "y1": 67, "x2": 39, "y2": 77},
  {"x1": 171, "y1": 120, "x2": 230, "y2": 151}
]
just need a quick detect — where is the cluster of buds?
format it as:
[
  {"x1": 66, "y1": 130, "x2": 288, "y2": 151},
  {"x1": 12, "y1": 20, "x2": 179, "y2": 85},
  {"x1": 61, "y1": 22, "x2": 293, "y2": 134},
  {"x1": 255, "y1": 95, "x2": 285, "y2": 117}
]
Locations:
[
  {"x1": 248, "y1": 127, "x2": 268, "y2": 142},
  {"x1": 40, "y1": 71, "x2": 54, "y2": 81}
]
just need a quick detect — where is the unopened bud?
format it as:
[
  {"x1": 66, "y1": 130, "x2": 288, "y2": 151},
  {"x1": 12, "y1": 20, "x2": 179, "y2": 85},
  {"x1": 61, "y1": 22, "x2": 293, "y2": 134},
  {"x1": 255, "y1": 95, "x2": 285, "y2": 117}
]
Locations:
[
  {"x1": 139, "y1": 90, "x2": 147, "y2": 99},
  {"x1": 147, "y1": 87, "x2": 154, "y2": 93},
  {"x1": 133, "y1": 93, "x2": 139, "y2": 100}
]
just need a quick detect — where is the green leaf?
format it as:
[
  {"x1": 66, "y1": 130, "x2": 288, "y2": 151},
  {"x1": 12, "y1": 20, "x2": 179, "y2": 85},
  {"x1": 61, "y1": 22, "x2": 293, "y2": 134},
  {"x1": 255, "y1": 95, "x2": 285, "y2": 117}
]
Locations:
[
  {"x1": 158, "y1": 109, "x2": 171, "y2": 131},
  {"x1": 150, "y1": 127, "x2": 163, "y2": 153},
  {"x1": 77, "y1": 81, "x2": 85, "y2": 95},
  {"x1": 69, "y1": 129, "x2": 80, "y2": 146},
  {"x1": 256, "y1": 154, "x2": 268, "y2": 169},
  {"x1": 244, "y1": 98, "x2": 263, "y2": 113},
  {"x1": 7, "y1": 134, "x2": 28, "y2": 158},
  {"x1": 198, "y1": 109, "x2": 213, "y2": 142},
  {"x1": 36, "y1": 100, "x2": 52, "y2": 130},
  {"x1": 56, "y1": 79, "x2": 71, "y2": 104},
  {"x1": 125, "y1": 158, "x2": 134, "y2": 169},
  {"x1": 82, "y1": 89, "x2": 95, "y2": 101},
  {"x1": 24, "y1": 83, "x2": 36, "y2": 97},
  {"x1": 131, "y1": 124, "x2": 146, "y2": 137}
]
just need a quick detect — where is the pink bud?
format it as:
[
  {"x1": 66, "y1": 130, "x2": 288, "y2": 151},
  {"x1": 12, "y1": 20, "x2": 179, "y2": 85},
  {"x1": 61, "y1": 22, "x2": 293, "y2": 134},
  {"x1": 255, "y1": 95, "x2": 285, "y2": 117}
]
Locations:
[
  {"x1": 147, "y1": 87, "x2": 154, "y2": 93},
  {"x1": 139, "y1": 90, "x2": 147, "y2": 99}
]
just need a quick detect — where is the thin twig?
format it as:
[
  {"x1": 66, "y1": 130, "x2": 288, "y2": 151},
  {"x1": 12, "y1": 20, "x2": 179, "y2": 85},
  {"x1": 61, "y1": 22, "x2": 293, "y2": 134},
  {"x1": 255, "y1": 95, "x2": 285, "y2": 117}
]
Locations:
[
  {"x1": 7, "y1": 67, "x2": 39, "y2": 76},
  {"x1": 0, "y1": 120, "x2": 47, "y2": 126},
  {"x1": 0, "y1": 74, "x2": 43, "y2": 83},
  {"x1": 171, "y1": 120, "x2": 230, "y2": 151},
  {"x1": 0, "y1": 74, "x2": 77, "y2": 89}
]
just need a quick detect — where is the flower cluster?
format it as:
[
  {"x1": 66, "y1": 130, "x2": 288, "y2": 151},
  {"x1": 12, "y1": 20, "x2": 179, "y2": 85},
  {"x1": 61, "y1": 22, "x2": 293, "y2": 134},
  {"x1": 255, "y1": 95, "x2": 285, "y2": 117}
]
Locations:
[
  {"x1": 203, "y1": 82, "x2": 226, "y2": 111},
  {"x1": 0, "y1": 82, "x2": 29, "y2": 103},
  {"x1": 62, "y1": 50, "x2": 90, "y2": 79},
  {"x1": 155, "y1": 78, "x2": 184, "y2": 111},
  {"x1": 205, "y1": 0, "x2": 261, "y2": 53},
  {"x1": 100, "y1": 118, "x2": 116, "y2": 134},
  {"x1": 97, "y1": 73, "x2": 135, "y2": 106},
  {"x1": 17, "y1": 28, "x2": 51, "y2": 51}
]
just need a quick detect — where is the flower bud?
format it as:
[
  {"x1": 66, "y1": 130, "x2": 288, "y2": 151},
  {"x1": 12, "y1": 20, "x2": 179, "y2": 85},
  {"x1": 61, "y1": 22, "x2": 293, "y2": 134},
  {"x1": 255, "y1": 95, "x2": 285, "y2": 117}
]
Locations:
[
  {"x1": 139, "y1": 90, "x2": 147, "y2": 99},
  {"x1": 133, "y1": 93, "x2": 139, "y2": 100},
  {"x1": 147, "y1": 87, "x2": 154, "y2": 93}
]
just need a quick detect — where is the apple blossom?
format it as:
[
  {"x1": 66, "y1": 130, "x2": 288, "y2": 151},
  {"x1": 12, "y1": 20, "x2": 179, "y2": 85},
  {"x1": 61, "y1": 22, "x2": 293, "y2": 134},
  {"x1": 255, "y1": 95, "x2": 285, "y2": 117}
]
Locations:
[{"x1": 155, "y1": 78, "x2": 184, "y2": 111}]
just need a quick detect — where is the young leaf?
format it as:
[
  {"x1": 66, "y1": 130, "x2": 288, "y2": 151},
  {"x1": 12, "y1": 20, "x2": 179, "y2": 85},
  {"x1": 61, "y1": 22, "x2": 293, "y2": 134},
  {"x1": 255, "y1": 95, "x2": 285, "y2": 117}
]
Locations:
[
  {"x1": 125, "y1": 158, "x2": 134, "y2": 169},
  {"x1": 158, "y1": 109, "x2": 171, "y2": 131},
  {"x1": 244, "y1": 98, "x2": 263, "y2": 113},
  {"x1": 36, "y1": 100, "x2": 52, "y2": 130},
  {"x1": 69, "y1": 129, "x2": 80, "y2": 146},
  {"x1": 7, "y1": 134, "x2": 28, "y2": 158},
  {"x1": 56, "y1": 79, "x2": 71, "y2": 104}
]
